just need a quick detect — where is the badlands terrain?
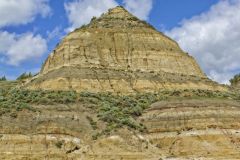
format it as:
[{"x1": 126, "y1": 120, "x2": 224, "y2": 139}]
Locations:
[{"x1": 0, "y1": 6, "x2": 240, "y2": 160}]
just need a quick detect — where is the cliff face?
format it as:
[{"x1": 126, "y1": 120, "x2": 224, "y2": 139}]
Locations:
[
  {"x1": 1, "y1": 99, "x2": 240, "y2": 160},
  {"x1": 24, "y1": 6, "x2": 226, "y2": 93},
  {"x1": 141, "y1": 99, "x2": 240, "y2": 159},
  {"x1": 41, "y1": 6, "x2": 202, "y2": 76}
]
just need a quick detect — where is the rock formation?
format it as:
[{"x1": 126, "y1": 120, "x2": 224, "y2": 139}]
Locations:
[
  {"x1": 24, "y1": 6, "x2": 226, "y2": 93},
  {"x1": 1, "y1": 98, "x2": 240, "y2": 159},
  {"x1": 141, "y1": 99, "x2": 240, "y2": 159},
  {"x1": 1, "y1": 6, "x2": 239, "y2": 160}
]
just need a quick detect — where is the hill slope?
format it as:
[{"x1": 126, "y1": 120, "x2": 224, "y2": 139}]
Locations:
[
  {"x1": 0, "y1": 88, "x2": 240, "y2": 159},
  {"x1": 1, "y1": 6, "x2": 239, "y2": 160},
  {"x1": 24, "y1": 6, "x2": 226, "y2": 93}
]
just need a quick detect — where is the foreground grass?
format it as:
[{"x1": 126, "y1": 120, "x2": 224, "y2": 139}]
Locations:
[
  {"x1": 0, "y1": 86, "x2": 239, "y2": 136},
  {"x1": 0, "y1": 81, "x2": 18, "y2": 90}
]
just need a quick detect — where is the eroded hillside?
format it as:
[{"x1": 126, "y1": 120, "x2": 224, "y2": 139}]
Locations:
[
  {"x1": 1, "y1": 6, "x2": 240, "y2": 160},
  {"x1": 1, "y1": 83, "x2": 240, "y2": 159},
  {"x1": 24, "y1": 6, "x2": 226, "y2": 93}
]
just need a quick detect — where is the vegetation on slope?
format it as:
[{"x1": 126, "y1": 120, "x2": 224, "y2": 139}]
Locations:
[
  {"x1": 230, "y1": 73, "x2": 240, "y2": 86},
  {"x1": 1, "y1": 81, "x2": 239, "y2": 137},
  {"x1": 0, "y1": 81, "x2": 18, "y2": 90},
  {"x1": 16, "y1": 72, "x2": 33, "y2": 81},
  {"x1": 0, "y1": 78, "x2": 239, "y2": 137}
]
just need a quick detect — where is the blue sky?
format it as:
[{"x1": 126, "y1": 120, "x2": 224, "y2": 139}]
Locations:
[{"x1": 0, "y1": 0, "x2": 239, "y2": 84}]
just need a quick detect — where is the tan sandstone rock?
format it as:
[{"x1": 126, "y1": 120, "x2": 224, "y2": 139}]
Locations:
[
  {"x1": 24, "y1": 6, "x2": 226, "y2": 93},
  {"x1": 2, "y1": 6, "x2": 238, "y2": 160},
  {"x1": 1, "y1": 99, "x2": 240, "y2": 159}
]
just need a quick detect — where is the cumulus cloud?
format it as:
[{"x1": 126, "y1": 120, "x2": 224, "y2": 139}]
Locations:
[
  {"x1": 0, "y1": 31, "x2": 47, "y2": 66},
  {"x1": 0, "y1": 0, "x2": 51, "y2": 28},
  {"x1": 47, "y1": 26, "x2": 63, "y2": 41},
  {"x1": 123, "y1": 0, "x2": 153, "y2": 20},
  {"x1": 64, "y1": 0, "x2": 153, "y2": 31},
  {"x1": 0, "y1": 0, "x2": 50, "y2": 66},
  {"x1": 64, "y1": 0, "x2": 118, "y2": 31},
  {"x1": 167, "y1": 0, "x2": 240, "y2": 84}
]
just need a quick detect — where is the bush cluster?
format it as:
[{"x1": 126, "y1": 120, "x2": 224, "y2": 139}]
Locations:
[
  {"x1": 0, "y1": 88, "x2": 239, "y2": 135},
  {"x1": 230, "y1": 73, "x2": 240, "y2": 85},
  {"x1": 96, "y1": 93, "x2": 162, "y2": 133},
  {"x1": 0, "y1": 89, "x2": 77, "y2": 115},
  {"x1": 0, "y1": 76, "x2": 6, "y2": 81},
  {"x1": 17, "y1": 72, "x2": 33, "y2": 81},
  {"x1": 86, "y1": 116, "x2": 98, "y2": 130}
]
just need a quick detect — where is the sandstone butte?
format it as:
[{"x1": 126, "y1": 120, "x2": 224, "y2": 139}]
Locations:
[
  {"x1": 24, "y1": 6, "x2": 226, "y2": 93},
  {"x1": 1, "y1": 6, "x2": 240, "y2": 160}
]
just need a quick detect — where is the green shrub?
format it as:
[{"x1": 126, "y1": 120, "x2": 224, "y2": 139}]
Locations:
[
  {"x1": 0, "y1": 76, "x2": 6, "y2": 81},
  {"x1": 230, "y1": 73, "x2": 240, "y2": 85},
  {"x1": 17, "y1": 72, "x2": 33, "y2": 81},
  {"x1": 0, "y1": 87, "x2": 239, "y2": 134},
  {"x1": 55, "y1": 141, "x2": 63, "y2": 148},
  {"x1": 86, "y1": 116, "x2": 98, "y2": 130},
  {"x1": 92, "y1": 132, "x2": 101, "y2": 140},
  {"x1": 0, "y1": 89, "x2": 78, "y2": 115}
]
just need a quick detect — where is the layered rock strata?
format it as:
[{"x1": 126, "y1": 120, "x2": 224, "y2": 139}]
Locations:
[
  {"x1": 140, "y1": 99, "x2": 240, "y2": 159},
  {"x1": 25, "y1": 67, "x2": 225, "y2": 93},
  {"x1": 5, "y1": 6, "x2": 237, "y2": 160},
  {"x1": 24, "y1": 6, "x2": 226, "y2": 93},
  {"x1": 0, "y1": 104, "x2": 160, "y2": 160},
  {"x1": 1, "y1": 99, "x2": 240, "y2": 159}
]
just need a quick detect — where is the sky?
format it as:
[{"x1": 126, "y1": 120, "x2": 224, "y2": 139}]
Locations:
[{"x1": 0, "y1": 0, "x2": 239, "y2": 84}]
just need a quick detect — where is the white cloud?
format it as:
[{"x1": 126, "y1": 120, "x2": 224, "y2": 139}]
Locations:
[
  {"x1": 64, "y1": 0, "x2": 118, "y2": 31},
  {"x1": 64, "y1": 0, "x2": 153, "y2": 31},
  {"x1": 0, "y1": 0, "x2": 51, "y2": 28},
  {"x1": 47, "y1": 26, "x2": 62, "y2": 41},
  {"x1": 0, "y1": 31, "x2": 47, "y2": 66},
  {"x1": 166, "y1": 0, "x2": 240, "y2": 84},
  {"x1": 123, "y1": 0, "x2": 153, "y2": 20}
]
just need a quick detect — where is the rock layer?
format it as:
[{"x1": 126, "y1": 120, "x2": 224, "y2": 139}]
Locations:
[
  {"x1": 1, "y1": 99, "x2": 240, "y2": 159},
  {"x1": 6, "y1": 6, "x2": 238, "y2": 160},
  {"x1": 24, "y1": 6, "x2": 226, "y2": 93},
  {"x1": 140, "y1": 99, "x2": 240, "y2": 159}
]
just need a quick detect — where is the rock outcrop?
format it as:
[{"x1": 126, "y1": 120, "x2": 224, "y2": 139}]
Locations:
[
  {"x1": 1, "y1": 99, "x2": 240, "y2": 159},
  {"x1": 141, "y1": 99, "x2": 240, "y2": 159},
  {"x1": 24, "y1": 6, "x2": 226, "y2": 93}
]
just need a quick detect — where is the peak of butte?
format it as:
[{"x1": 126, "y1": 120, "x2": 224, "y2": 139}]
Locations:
[{"x1": 24, "y1": 6, "x2": 227, "y2": 93}]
